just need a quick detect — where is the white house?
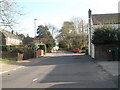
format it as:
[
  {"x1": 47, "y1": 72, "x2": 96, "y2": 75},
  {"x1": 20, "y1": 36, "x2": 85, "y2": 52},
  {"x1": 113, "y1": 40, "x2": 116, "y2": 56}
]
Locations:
[
  {"x1": 51, "y1": 46, "x2": 59, "y2": 52},
  {"x1": 88, "y1": 9, "x2": 120, "y2": 59}
]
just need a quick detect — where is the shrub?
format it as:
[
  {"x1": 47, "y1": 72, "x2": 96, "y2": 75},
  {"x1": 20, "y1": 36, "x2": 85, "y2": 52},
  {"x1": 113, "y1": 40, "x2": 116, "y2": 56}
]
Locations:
[
  {"x1": 2, "y1": 45, "x2": 12, "y2": 52},
  {"x1": 17, "y1": 47, "x2": 24, "y2": 54},
  {"x1": 2, "y1": 45, "x2": 33, "y2": 54}
]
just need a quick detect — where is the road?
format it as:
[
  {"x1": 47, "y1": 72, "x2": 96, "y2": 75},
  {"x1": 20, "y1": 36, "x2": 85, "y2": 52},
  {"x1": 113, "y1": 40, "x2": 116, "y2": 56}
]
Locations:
[{"x1": 2, "y1": 51, "x2": 118, "y2": 88}]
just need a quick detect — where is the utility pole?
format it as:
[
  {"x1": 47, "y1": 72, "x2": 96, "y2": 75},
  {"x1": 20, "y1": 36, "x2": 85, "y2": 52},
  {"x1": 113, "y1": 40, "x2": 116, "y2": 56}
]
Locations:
[
  {"x1": 88, "y1": 9, "x2": 92, "y2": 56},
  {"x1": 82, "y1": 20, "x2": 84, "y2": 47}
]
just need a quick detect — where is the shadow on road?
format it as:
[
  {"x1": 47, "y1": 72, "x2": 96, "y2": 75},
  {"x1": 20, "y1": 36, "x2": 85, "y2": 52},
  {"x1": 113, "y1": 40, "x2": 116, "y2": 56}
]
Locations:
[
  {"x1": 37, "y1": 59, "x2": 118, "y2": 88},
  {"x1": 35, "y1": 54, "x2": 118, "y2": 88},
  {"x1": 4, "y1": 53, "x2": 92, "y2": 67}
]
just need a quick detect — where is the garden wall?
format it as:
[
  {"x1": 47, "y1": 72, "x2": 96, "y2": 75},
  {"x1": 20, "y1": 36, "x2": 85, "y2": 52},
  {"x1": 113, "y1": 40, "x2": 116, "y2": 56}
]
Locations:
[
  {"x1": 95, "y1": 44, "x2": 120, "y2": 61},
  {"x1": 2, "y1": 51, "x2": 18, "y2": 60},
  {"x1": 1, "y1": 45, "x2": 34, "y2": 60},
  {"x1": 2, "y1": 50, "x2": 34, "y2": 60}
]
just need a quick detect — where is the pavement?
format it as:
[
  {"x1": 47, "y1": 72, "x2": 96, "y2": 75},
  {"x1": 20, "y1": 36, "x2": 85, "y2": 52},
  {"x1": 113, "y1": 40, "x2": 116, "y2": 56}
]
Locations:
[
  {"x1": 96, "y1": 61, "x2": 119, "y2": 77},
  {"x1": 0, "y1": 52, "x2": 56, "y2": 74},
  {"x1": 0, "y1": 52, "x2": 119, "y2": 77}
]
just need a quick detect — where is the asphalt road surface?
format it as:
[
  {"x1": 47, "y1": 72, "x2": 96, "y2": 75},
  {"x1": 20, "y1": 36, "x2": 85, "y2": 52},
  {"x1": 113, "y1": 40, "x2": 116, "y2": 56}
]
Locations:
[{"x1": 2, "y1": 51, "x2": 118, "y2": 88}]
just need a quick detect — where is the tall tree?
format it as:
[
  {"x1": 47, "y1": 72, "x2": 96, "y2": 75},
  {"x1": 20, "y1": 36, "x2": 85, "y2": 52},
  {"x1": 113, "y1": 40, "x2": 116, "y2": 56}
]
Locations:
[
  {"x1": 71, "y1": 17, "x2": 83, "y2": 33},
  {"x1": 71, "y1": 17, "x2": 88, "y2": 47},
  {"x1": 57, "y1": 21, "x2": 75, "y2": 40},
  {"x1": 57, "y1": 19, "x2": 88, "y2": 50},
  {"x1": 47, "y1": 24, "x2": 58, "y2": 38},
  {"x1": 36, "y1": 25, "x2": 55, "y2": 52},
  {"x1": 57, "y1": 21, "x2": 74, "y2": 49}
]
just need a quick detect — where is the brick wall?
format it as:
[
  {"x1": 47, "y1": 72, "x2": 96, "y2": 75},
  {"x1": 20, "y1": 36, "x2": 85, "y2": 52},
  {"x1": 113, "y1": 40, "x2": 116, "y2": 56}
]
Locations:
[{"x1": 2, "y1": 51, "x2": 18, "y2": 60}]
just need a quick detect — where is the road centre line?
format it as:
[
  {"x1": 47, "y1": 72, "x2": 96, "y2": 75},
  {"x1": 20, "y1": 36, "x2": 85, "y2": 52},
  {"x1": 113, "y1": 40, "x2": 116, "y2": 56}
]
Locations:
[{"x1": 33, "y1": 78, "x2": 38, "y2": 82}]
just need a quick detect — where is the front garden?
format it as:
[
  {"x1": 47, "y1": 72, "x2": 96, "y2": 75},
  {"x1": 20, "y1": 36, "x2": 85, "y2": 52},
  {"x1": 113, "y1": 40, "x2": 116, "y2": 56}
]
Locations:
[{"x1": 1, "y1": 44, "x2": 35, "y2": 61}]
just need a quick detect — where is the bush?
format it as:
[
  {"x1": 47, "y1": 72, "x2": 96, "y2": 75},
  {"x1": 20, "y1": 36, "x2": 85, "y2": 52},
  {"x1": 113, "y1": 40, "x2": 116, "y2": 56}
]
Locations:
[
  {"x1": 17, "y1": 47, "x2": 24, "y2": 54},
  {"x1": 2, "y1": 45, "x2": 13, "y2": 52}
]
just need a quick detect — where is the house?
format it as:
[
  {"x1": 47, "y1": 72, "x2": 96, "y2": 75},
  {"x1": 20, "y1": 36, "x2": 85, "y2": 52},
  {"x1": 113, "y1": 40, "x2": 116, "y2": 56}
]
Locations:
[
  {"x1": 51, "y1": 46, "x2": 59, "y2": 52},
  {"x1": 0, "y1": 28, "x2": 22, "y2": 45},
  {"x1": 22, "y1": 36, "x2": 44, "y2": 45},
  {"x1": 88, "y1": 9, "x2": 120, "y2": 60},
  {"x1": 22, "y1": 36, "x2": 34, "y2": 45}
]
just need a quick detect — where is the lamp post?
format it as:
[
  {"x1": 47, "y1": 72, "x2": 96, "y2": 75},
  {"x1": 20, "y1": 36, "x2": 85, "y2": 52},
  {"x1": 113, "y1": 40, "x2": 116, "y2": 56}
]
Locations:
[
  {"x1": 34, "y1": 18, "x2": 37, "y2": 58},
  {"x1": 34, "y1": 19, "x2": 37, "y2": 37}
]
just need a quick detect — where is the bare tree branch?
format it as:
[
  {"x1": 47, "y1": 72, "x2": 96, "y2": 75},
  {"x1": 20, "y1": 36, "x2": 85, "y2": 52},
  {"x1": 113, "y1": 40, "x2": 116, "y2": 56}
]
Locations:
[{"x1": 0, "y1": 0, "x2": 23, "y2": 30}]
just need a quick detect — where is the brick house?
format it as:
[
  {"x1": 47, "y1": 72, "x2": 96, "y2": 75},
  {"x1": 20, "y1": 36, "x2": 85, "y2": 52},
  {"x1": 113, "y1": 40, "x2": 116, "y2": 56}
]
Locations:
[
  {"x1": 0, "y1": 28, "x2": 22, "y2": 45},
  {"x1": 22, "y1": 36, "x2": 34, "y2": 45}
]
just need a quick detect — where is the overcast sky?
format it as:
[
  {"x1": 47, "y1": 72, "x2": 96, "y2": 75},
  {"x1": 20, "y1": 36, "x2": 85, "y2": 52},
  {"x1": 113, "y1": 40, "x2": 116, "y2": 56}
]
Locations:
[{"x1": 16, "y1": 0, "x2": 119, "y2": 37}]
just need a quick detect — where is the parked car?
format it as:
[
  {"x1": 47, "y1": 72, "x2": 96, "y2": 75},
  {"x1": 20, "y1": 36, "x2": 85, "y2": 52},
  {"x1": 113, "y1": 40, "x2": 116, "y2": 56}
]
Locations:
[{"x1": 73, "y1": 48, "x2": 80, "y2": 53}]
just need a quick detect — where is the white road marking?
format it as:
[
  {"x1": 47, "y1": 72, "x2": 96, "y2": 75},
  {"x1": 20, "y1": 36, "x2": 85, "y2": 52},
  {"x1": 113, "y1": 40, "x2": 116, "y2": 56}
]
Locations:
[
  {"x1": 0, "y1": 66, "x2": 24, "y2": 75},
  {"x1": 33, "y1": 78, "x2": 38, "y2": 82}
]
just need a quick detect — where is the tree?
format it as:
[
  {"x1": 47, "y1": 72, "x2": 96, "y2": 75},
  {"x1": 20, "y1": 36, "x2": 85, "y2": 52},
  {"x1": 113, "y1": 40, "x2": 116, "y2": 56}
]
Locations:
[
  {"x1": 36, "y1": 25, "x2": 55, "y2": 52},
  {"x1": 57, "y1": 20, "x2": 88, "y2": 50},
  {"x1": 71, "y1": 17, "x2": 85, "y2": 33},
  {"x1": 71, "y1": 17, "x2": 88, "y2": 47},
  {"x1": 57, "y1": 21, "x2": 75, "y2": 49},
  {"x1": 47, "y1": 24, "x2": 58, "y2": 39},
  {"x1": 0, "y1": 0, "x2": 23, "y2": 30},
  {"x1": 57, "y1": 21, "x2": 74, "y2": 40},
  {"x1": 18, "y1": 34, "x2": 25, "y2": 40},
  {"x1": 58, "y1": 40, "x2": 68, "y2": 49}
]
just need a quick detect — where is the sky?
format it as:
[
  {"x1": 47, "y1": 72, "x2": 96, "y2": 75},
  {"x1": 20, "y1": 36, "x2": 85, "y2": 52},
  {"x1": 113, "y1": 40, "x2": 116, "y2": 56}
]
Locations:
[{"x1": 15, "y1": 0, "x2": 119, "y2": 37}]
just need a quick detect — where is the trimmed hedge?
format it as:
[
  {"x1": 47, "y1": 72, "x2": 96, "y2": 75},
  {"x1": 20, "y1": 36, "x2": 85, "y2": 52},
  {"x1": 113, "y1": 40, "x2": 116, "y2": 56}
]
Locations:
[
  {"x1": 2, "y1": 45, "x2": 34, "y2": 54},
  {"x1": 92, "y1": 26, "x2": 120, "y2": 45},
  {"x1": 2, "y1": 45, "x2": 26, "y2": 53}
]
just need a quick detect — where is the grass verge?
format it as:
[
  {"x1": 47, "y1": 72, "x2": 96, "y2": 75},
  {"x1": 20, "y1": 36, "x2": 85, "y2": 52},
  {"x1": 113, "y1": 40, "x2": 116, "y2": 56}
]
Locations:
[{"x1": 0, "y1": 58, "x2": 16, "y2": 62}]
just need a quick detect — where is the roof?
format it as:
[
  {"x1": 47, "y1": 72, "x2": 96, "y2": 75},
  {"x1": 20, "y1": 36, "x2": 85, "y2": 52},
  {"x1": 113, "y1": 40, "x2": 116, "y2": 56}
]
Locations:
[
  {"x1": 0, "y1": 28, "x2": 22, "y2": 40},
  {"x1": 92, "y1": 13, "x2": 120, "y2": 25}
]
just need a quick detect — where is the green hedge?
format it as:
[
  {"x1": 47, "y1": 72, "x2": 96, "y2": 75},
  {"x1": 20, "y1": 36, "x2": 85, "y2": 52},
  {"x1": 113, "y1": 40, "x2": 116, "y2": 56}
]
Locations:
[
  {"x1": 2, "y1": 45, "x2": 34, "y2": 54},
  {"x1": 92, "y1": 26, "x2": 120, "y2": 45}
]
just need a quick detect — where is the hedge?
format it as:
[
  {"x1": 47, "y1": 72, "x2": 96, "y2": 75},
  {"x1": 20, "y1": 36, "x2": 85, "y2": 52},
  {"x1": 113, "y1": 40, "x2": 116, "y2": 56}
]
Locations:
[
  {"x1": 2, "y1": 45, "x2": 34, "y2": 54},
  {"x1": 92, "y1": 26, "x2": 120, "y2": 45}
]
